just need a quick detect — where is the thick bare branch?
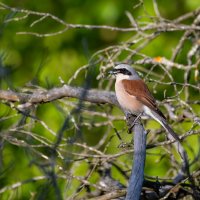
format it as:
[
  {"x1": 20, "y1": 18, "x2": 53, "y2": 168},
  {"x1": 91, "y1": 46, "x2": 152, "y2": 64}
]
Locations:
[
  {"x1": 125, "y1": 114, "x2": 147, "y2": 200},
  {"x1": 0, "y1": 85, "x2": 118, "y2": 106}
]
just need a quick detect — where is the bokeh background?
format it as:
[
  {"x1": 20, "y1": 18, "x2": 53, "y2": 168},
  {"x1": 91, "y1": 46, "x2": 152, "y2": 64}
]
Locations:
[{"x1": 0, "y1": 0, "x2": 200, "y2": 199}]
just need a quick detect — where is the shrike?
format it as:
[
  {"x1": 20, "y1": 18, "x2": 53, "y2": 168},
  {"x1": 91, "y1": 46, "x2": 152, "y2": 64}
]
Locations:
[{"x1": 109, "y1": 64, "x2": 180, "y2": 141}]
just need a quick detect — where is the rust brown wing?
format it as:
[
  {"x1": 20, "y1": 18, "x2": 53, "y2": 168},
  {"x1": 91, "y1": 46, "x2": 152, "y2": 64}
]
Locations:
[{"x1": 122, "y1": 79, "x2": 166, "y2": 119}]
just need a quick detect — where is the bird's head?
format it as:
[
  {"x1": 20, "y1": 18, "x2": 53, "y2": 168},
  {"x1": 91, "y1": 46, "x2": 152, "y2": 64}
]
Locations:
[{"x1": 109, "y1": 64, "x2": 140, "y2": 80}]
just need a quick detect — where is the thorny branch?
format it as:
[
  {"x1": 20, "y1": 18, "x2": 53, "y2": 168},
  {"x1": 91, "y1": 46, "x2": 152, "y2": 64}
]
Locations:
[{"x1": 0, "y1": 1, "x2": 200, "y2": 200}]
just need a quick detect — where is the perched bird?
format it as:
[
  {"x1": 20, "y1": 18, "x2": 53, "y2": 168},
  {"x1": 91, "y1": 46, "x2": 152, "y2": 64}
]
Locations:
[{"x1": 109, "y1": 64, "x2": 180, "y2": 141}]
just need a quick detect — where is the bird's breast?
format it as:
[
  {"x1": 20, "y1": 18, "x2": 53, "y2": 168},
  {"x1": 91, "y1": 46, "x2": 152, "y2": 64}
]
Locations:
[{"x1": 115, "y1": 80, "x2": 144, "y2": 113}]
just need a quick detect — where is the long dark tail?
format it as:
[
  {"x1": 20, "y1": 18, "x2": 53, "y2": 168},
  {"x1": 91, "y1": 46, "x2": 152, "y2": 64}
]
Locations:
[
  {"x1": 149, "y1": 110, "x2": 189, "y2": 176},
  {"x1": 148, "y1": 109, "x2": 181, "y2": 141},
  {"x1": 144, "y1": 107, "x2": 181, "y2": 141},
  {"x1": 160, "y1": 118, "x2": 181, "y2": 142}
]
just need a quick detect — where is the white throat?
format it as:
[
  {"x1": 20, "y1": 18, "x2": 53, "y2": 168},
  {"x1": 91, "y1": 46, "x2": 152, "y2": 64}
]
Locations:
[{"x1": 116, "y1": 74, "x2": 134, "y2": 81}]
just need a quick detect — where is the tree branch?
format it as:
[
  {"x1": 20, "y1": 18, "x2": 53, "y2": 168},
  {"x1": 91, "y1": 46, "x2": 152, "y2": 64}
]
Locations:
[
  {"x1": 1, "y1": 2, "x2": 200, "y2": 38},
  {"x1": 1, "y1": 84, "x2": 198, "y2": 199},
  {"x1": 0, "y1": 85, "x2": 118, "y2": 106},
  {"x1": 125, "y1": 114, "x2": 147, "y2": 200}
]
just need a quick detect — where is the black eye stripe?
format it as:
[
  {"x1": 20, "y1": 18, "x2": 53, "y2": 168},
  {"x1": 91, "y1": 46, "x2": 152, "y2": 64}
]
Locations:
[{"x1": 118, "y1": 68, "x2": 132, "y2": 75}]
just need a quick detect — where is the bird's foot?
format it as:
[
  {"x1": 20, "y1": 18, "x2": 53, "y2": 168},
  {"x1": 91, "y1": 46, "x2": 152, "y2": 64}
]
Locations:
[{"x1": 127, "y1": 113, "x2": 142, "y2": 133}]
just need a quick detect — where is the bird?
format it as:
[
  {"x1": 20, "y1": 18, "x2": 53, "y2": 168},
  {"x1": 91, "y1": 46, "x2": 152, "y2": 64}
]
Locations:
[{"x1": 109, "y1": 64, "x2": 180, "y2": 141}]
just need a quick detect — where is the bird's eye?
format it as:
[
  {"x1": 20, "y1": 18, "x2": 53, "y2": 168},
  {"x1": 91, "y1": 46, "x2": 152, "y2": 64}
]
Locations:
[
  {"x1": 119, "y1": 68, "x2": 132, "y2": 75},
  {"x1": 119, "y1": 69, "x2": 125, "y2": 73}
]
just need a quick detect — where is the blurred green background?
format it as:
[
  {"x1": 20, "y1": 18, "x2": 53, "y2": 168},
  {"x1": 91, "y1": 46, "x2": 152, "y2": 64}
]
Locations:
[
  {"x1": 0, "y1": 0, "x2": 200, "y2": 199},
  {"x1": 0, "y1": 0, "x2": 198, "y2": 88}
]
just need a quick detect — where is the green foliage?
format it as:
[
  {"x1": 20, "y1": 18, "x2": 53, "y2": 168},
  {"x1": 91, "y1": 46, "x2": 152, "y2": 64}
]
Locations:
[{"x1": 0, "y1": 0, "x2": 200, "y2": 199}]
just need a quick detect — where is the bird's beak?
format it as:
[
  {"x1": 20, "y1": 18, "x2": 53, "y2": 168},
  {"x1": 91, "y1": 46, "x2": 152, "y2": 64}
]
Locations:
[{"x1": 108, "y1": 69, "x2": 117, "y2": 75}]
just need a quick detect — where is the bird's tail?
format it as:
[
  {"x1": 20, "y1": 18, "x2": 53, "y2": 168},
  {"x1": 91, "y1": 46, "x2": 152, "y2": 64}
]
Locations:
[
  {"x1": 145, "y1": 107, "x2": 181, "y2": 141},
  {"x1": 160, "y1": 119, "x2": 181, "y2": 142}
]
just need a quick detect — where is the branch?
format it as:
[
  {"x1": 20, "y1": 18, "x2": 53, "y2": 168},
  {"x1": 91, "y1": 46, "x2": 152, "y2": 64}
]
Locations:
[
  {"x1": 125, "y1": 114, "x2": 147, "y2": 200},
  {"x1": 1, "y1": 3, "x2": 200, "y2": 37},
  {"x1": 0, "y1": 85, "x2": 118, "y2": 106},
  {"x1": 90, "y1": 189, "x2": 126, "y2": 200}
]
